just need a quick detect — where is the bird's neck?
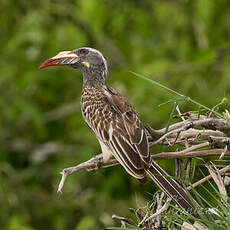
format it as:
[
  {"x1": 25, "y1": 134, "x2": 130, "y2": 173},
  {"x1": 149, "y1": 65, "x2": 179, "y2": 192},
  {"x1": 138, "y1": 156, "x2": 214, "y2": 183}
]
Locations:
[{"x1": 82, "y1": 71, "x2": 106, "y2": 87}]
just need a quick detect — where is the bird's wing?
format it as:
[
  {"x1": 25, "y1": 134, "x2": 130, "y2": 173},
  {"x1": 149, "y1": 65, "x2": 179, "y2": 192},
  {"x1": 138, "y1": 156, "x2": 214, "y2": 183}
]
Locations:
[
  {"x1": 106, "y1": 86, "x2": 150, "y2": 160},
  {"x1": 93, "y1": 86, "x2": 150, "y2": 179}
]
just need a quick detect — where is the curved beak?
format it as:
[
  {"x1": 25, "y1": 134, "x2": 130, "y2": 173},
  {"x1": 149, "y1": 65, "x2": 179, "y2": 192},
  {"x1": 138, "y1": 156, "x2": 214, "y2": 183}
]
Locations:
[{"x1": 39, "y1": 51, "x2": 79, "y2": 69}]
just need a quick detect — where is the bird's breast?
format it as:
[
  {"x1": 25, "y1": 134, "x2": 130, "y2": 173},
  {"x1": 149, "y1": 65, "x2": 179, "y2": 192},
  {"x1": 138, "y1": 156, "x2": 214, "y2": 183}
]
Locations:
[{"x1": 81, "y1": 87, "x2": 113, "y2": 137}]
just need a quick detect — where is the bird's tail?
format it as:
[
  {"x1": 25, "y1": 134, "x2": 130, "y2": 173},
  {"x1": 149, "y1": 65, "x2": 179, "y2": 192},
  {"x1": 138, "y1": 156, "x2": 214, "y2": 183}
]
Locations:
[{"x1": 146, "y1": 161, "x2": 199, "y2": 216}]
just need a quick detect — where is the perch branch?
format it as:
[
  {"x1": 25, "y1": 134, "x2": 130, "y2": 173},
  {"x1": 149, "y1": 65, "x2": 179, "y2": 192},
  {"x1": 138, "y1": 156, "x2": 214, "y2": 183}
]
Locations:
[
  {"x1": 58, "y1": 113, "x2": 230, "y2": 195},
  {"x1": 57, "y1": 148, "x2": 230, "y2": 193},
  {"x1": 57, "y1": 154, "x2": 118, "y2": 193}
]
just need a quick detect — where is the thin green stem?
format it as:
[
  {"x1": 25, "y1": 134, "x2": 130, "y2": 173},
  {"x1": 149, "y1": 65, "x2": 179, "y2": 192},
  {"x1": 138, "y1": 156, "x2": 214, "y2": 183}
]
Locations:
[{"x1": 129, "y1": 71, "x2": 224, "y2": 119}]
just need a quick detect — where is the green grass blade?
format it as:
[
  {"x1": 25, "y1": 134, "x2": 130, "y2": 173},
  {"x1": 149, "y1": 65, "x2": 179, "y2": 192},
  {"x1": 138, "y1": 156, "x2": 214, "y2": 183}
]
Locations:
[
  {"x1": 130, "y1": 71, "x2": 224, "y2": 119},
  {"x1": 158, "y1": 96, "x2": 188, "y2": 107},
  {"x1": 106, "y1": 227, "x2": 140, "y2": 230},
  {"x1": 165, "y1": 102, "x2": 177, "y2": 134},
  {"x1": 129, "y1": 71, "x2": 184, "y2": 97}
]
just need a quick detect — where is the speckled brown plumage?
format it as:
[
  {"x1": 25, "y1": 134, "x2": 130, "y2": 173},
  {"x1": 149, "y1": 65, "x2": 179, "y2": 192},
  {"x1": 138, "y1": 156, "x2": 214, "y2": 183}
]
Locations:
[
  {"x1": 81, "y1": 85, "x2": 149, "y2": 181},
  {"x1": 40, "y1": 47, "x2": 198, "y2": 215}
]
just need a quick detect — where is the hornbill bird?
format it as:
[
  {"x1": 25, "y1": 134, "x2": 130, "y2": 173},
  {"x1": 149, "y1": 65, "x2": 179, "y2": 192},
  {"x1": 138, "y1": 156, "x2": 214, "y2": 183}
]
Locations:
[{"x1": 40, "y1": 47, "x2": 198, "y2": 215}]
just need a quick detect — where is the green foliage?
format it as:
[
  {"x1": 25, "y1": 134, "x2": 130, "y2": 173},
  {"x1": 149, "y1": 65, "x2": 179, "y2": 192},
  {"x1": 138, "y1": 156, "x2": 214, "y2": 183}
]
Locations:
[
  {"x1": 164, "y1": 180, "x2": 230, "y2": 230},
  {"x1": 106, "y1": 227, "x2": 140, "y2": 230},
  {"x1": 0, "y1": 0, "x2": 230, "y2": 229},
  {"x1": 7, "y1": 215, "x2": 34, "y2": 230}
]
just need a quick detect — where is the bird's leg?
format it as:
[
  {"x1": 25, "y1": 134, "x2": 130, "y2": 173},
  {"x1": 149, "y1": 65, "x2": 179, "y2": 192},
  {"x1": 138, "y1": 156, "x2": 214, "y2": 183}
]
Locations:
[
  {"x1": 91, "y1": 150, "x2": 114, "y2": 170},
  {"x1": 90, "y1": 154, "x2": 104, "y2": 170},
  {"x1": 99, "y1": 140, "x2": 114, "y2": 165}
]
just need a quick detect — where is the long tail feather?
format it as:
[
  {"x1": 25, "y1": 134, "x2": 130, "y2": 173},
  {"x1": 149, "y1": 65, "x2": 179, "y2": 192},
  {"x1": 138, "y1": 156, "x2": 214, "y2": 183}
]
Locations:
[{"x1": 146, "y1": 161, "x2": 199, "y2": 216}]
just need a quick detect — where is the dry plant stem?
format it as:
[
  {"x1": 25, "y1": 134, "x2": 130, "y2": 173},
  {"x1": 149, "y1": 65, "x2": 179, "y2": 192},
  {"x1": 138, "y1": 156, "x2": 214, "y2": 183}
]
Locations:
[
  {"x1": 57, "y1": 113, "x2": 230, "y2": 193},
  {"x1": 152, "y1": 149, "x2": 230, "y2": 159},
  {"x1": 187, "y1": 165, "x2": 230, "y2": 190},
  {"x1": 150, "y1": 123, "x2": 193, "y2": 146},
  {"x1": 129, "y1": 207, "x2": 147, "y2": 224},
  {"x1": 224, "y1": 109, "x2": 230, "y2": 121},
  {"x1": 176, "y1": 105, "x2": 186, "y2": 122},
  {"x1": 154, "y1": 193, "x2": 164, "y2": 229},
  {"x1": 176, "y1": 142, "x2": 209, "y2": 155},
  {"x1": 57, "y1": 154, "x2": 118, "y2": 193},
  {"x1": 57, "y1": 148, "x2": 230, "y2": 193},
  {"x1": 185, "y1": 159, "x2": 192, "y2": 185},
  {"x1": 182, "y1": 221, "x2": 208, "y2": 230},
  {"x1": 224, "y1": 176, "x2": 230, "y2": 186},
  {"x1": 136, "y1": 210, "x2": 149, "y2": 228},
  {"x1": 160, "y1": 129, "x2": 226, "y2": 147},
  {"x1": 145, "y1": 197, "x2": 172, "y2": 223},
  {"x1": 147, "y1": 116, "x2": 228, "y2": 146},
  {"x1": 112, "y1": 214, "x2": 137, "y2": 227},
  {"x1": 175, "y1": 159, "x2": 183, "y2": 179},
  {"x1": 176, "y1": 105, "x2": 191, "y2": 148},
  {"x1": 206, "y1": 163, "x2": 228, "y2": 201},
  {"x1": 148, "y1": 116, "x2": 230, "y2": 142},
  {"x1": 137, "y1": 192, "x2": 167, "y2": 228},
  {"x1": 209, "y1": 136, "x2": 230, "y2": 149},
  {"x1": 220, "y1": 146, "x2": 228, "y2": 160},
  {"x1": 152, "y1": 129, "x2": 226, "y2": 146}
]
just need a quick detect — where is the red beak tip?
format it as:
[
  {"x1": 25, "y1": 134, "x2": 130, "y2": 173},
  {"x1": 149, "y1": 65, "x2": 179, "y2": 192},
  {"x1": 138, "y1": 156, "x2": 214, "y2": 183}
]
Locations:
[
  {"x1": 39, "y1": 63, "x2": 48, "y2": 69},
  {"x1": 39, "y1": 58, "x2": 62, "y2": 69}
]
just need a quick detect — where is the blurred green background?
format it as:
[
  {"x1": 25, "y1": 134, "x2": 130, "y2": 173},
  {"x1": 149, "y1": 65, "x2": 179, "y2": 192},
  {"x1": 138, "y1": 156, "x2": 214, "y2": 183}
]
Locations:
[{"x1": 0, "y1": 0, "x2": 230, "y2": 229}]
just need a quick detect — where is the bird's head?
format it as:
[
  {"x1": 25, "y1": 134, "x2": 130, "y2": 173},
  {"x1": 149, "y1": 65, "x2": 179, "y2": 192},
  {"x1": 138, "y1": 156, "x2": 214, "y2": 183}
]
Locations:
[{"x1": 40, "y1": 47, "x2": 108, "y2": 86}]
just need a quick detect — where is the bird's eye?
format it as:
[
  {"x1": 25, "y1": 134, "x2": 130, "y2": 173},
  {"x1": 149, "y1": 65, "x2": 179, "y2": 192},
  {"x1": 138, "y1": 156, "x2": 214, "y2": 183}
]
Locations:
[{"x1": 79, "y1": 49, "x2": 89, "y2": 55}]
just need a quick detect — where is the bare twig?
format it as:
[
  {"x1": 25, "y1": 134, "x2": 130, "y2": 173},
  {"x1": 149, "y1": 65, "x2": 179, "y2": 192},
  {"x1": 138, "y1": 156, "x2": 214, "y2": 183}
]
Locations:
[
  {"x1": 144, "y1": 197, "x2": 171, "y2": 223},
  {"x1": 57, "y1": 113, "x2": 230, "y2": 202},
  {"x1": 220, "y1": 145, "x2": 228, "y2": 160},
  {"x1": 175, "y1": 159, "x2": 183, "y2": 179},
  {"x1": 206, "y1": 163, "x2": 228, "y2": 200},
  {"x1": 176, "y1": 142, "x2": 209, "y2": 155},
  {"x1": 187, "y1": 165, "x2": 230, "y2": 190},
  {"x1": 148, "y1": 115, "x2": 230, "y2": 137},
  {"x1": 57, "y1": 148, "x2": 230, "y2": 193},
  {"x1": 112, "y1": 214, "x2": 137, "y2": 227},
  {"x1": 223, "y1": 109, "x2": 230, "y2": 122},
  {"x1": 152, "y1": 149, "x2": 230, "y2": 160},
  {"x1": 176, "y1": 105, "x2": 186, "y2": 122},
  {"x1": 224, "y1": 176, "x2": 230, "y2": 186},
  {"x1": 150, "y1": 123, "x2": 193, "y2": 146},
  {"x1": 57, "y1": 154, "x2": 118, "y2": 193},
  {"x1": 185, "y1": 159, "x2": 192, "y2": 185}
]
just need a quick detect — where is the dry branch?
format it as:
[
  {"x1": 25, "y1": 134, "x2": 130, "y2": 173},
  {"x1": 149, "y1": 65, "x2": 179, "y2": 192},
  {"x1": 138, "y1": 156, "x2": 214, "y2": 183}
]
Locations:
[
  {"x1": 57, "y1": 148, "x2": 230, "y2": 193},
  {"x1": 58, "y1": 112, "x2": 230, "y2": 201},
  {"x1": 56, "y1": 111, "x2": 230, "y2": 229}
]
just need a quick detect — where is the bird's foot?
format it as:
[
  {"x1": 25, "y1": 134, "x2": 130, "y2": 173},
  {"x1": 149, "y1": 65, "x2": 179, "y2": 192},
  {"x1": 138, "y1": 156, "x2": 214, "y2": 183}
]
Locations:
[{"x1": 90, "y1": 155, "x2": 104, "y2": 170}]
